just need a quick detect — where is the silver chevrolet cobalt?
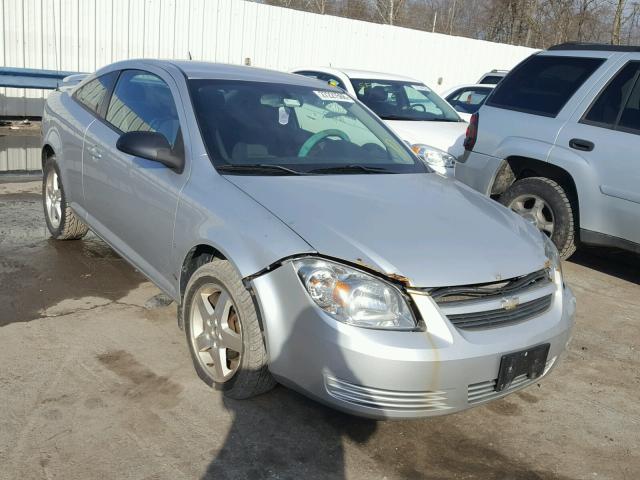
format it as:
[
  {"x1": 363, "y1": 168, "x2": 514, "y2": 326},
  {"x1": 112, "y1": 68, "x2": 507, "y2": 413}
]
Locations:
[{"x1": 41, "y1": 60, "x2": 576, "y2": 418}]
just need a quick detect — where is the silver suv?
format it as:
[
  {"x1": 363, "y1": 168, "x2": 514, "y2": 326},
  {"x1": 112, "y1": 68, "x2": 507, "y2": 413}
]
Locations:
[{"x1": 456, "y1": 43, "x2": 640, "y2": 258}]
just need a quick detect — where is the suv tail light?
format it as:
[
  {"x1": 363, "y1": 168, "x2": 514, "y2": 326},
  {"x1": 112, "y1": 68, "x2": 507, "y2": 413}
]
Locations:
[{"x1": 464, "y1": 113, "x2": 479, "y2": 151}]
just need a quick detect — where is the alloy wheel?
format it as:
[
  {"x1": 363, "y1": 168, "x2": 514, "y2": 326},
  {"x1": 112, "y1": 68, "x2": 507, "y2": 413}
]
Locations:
[
  {"x1": 189, "y1": 283, "x2": 243, "y2": 383},
  {"x1": 508, "y1": 194, "x2": 555, "y2": 237},
  {"x1": 45, "y1": 168, "x2": 62, "y2": 229}
]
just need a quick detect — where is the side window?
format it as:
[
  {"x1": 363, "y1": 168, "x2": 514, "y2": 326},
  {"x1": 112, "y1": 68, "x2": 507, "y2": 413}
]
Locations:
[
  {"x1": 583, "y1": 62, "x2": 640, "y2": 128},
  {"x1": 487, "y1": 55, "x2": 605, "y2": 117},
  {"x1": 105, "y1": 70, "x2": 181, "y2": 147},
  {"x1": 618, "y1": 77, "x2": 640, "y2": 134},
  {"x1": 294, "y1": 70, "x2": 321, "y2": 80},
  {"x1": 73, "y1": 72, "x2": 118, "y2": 115},
  {"x1": 319, "y1": 74, "x2": 347, "y2": 90}
]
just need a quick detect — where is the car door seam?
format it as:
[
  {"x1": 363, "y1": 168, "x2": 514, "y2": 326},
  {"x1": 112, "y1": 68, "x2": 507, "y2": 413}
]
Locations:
[{"x1": 81, "y1": 118, "x2": 97, "y2": 205}]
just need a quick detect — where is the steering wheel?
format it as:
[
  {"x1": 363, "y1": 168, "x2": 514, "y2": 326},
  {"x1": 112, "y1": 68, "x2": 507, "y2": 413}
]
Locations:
[
  {"x1": 410, "y1": 104, "x2": 426, "y2": 112},
  {"x1": 298, "y1": 129, "x2": 351, "y2": 157}
]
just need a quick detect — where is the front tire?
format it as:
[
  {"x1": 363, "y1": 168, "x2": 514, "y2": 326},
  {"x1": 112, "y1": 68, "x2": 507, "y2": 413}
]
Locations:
[
  {"x1": 183, "y1": 259, "x2": 275, "y2": 399},
  {"x1": 42, "y1": 158, "x2": 89, "y2": 240},
  {"x1": 499, "y1": 176, "x2": 577, "y2": 259}
]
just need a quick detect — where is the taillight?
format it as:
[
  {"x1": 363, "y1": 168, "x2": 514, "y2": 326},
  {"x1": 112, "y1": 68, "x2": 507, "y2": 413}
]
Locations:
[{"x1": 464, "y1": 113, "x2": 479, "y2": 151}]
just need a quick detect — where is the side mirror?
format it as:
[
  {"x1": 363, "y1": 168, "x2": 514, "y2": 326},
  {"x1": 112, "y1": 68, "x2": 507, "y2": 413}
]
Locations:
[{"x1": 116, "y1": 131, "x2": 184, "y2": 173}]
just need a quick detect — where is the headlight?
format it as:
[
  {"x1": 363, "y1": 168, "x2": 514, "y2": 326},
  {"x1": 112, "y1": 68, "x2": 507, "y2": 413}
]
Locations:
[
  {"x1": 411, "y1": 144, "x2": 456, "y2": 169},
  {"x1": 293, "y1": 258, "x2": 416, "y2": 330},
  {"x1": 541, "y1": 232, "x2": 563, "y2": 279}
]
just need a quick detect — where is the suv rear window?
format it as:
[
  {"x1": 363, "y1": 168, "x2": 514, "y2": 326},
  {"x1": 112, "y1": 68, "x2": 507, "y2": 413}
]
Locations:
[
  {"x1": 486, "y1": 55, "x2": 604, "y2": 117},
  {"x1": 479, "y1": 75, "x2": 503, "y2": 85}
]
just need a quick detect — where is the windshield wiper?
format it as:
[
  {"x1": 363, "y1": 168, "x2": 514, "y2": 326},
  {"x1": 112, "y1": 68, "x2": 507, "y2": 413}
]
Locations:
[
  {"x1": 379, "y1": 114, "x2": 463, "y2": 122},
  {"x1": 378, "y1": 114, "x2": 419, "y2": 121},
  {"x1": 216, "y1": 164, "x2": 306, "y2": 176},
  {"x1": 308, "y1": 164, "x2": 393, "y2": 174}
]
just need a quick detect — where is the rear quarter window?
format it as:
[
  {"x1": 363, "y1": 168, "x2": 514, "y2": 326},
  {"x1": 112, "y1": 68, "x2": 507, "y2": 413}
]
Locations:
[
  {"x1": 486, "y1": 55, "x2": 605, "y2": 117},
  {"x1": 73, "y1": 72, "x2": 118, "y2": 116}
]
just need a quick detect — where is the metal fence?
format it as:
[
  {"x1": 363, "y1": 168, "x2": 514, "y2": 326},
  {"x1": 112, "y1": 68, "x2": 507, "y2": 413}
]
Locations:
[{"x1": 1, "y1": 0, "x2": 535, "y2": 118}]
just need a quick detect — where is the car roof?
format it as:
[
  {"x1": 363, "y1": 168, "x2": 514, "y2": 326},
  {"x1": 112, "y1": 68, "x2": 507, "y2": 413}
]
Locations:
[
  {"x1": 449, "y1": 84, "x2": 496, "y2": 90},
  {"x1": 97, "y1": 59, "x2": 328, "y2": 88},
  {"x1": 548, "y1": 42, "x2": 640, "y2": 53},
  {"x1": 441, "y1": 83, "x2": 495, "y2": 96},
  {"x1": 338, "y1": 68, "x2": 419, "y2": 82},
  {"x1": 293, "y1": 66, "x2": 421, "y2": 83}
]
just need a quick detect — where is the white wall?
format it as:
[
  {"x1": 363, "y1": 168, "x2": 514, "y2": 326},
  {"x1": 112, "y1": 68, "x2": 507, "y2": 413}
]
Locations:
[{"x1": 1, "y1": 0, "x2": 536, "y2": 118}]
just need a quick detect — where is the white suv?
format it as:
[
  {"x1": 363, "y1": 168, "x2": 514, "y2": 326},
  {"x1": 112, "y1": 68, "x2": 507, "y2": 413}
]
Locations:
[{"x1": 456, "y1": 43, "x2": 640, "y2": 258}]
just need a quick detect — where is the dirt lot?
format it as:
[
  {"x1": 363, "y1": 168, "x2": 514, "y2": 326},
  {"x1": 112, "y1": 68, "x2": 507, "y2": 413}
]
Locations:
[{"x1": 0, "y1": 180, "x2": 638, "y2": 480}]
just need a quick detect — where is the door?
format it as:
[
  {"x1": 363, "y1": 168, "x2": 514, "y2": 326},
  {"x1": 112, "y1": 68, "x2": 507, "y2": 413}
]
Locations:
[
  {"x1": 555, "y1": 60, "x2": 640, "y2": 245},
  {"x1": 82, "y1": 68, "x2": 189, "y2": 295},
  {"x1": 58, "y1": 72, "x2": 118, "y2": 205}
]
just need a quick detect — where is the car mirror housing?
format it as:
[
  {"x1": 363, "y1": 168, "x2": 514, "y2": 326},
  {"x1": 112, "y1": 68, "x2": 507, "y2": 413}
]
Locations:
[{"x1": 116, "y1": 131, "x2": 184, "y2": 173}]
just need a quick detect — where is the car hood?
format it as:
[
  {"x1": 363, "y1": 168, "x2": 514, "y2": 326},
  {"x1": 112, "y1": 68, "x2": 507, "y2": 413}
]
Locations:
[
  {"x1": 227, "y1": 173, "x2": 547, "y2": 287},
  {"x1": 384, "y1": 120, "x2": 467, "y2": 159}
]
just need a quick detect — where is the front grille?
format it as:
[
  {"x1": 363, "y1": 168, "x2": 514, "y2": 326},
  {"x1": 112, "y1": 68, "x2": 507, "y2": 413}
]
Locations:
[
  {"x1": 430, "y1": 269, "x2": 551, "y2": 303},
  {"x1": 325, "y1": 376, "x2": 451, "y2": 413},
  {"x1": 447, "y1": 294, "x2": 553, "y2": 329},
  {"x1": 428, "y1": 268, "x2": 556, "y2": 330},
  {"x1": 468, "y1": 357, "x2": 556, "y2": 405}
]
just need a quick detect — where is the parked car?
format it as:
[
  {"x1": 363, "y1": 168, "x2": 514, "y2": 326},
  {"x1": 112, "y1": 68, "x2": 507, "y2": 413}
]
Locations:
[
  {"x1": 42, "y1": 59, "x2": 575, "y2": 419},
  {"x1": 292, "y1": 67, "x2": 467, "y2": 176},
  {"x1": 441, "y1": 84, "x2": 495, "y2": 121},
  {"x1": 477, "y1": 69, "x2": 509, "y2": 85},
  {"x1": 457, "y1": 43, "x2": 640, "y2": 259}
]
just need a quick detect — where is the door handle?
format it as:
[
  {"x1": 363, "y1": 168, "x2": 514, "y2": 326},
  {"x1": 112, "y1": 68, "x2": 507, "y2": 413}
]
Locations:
[
  {"x1": 569, "y1": 138, "x2": 594, "y2": 152},
  {"x1": 88, "y1": 145, "x2": 102, "y2": 159}
]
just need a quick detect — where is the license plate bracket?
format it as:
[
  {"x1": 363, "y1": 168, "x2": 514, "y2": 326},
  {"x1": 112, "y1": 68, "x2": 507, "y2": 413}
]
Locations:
[{"x1": 495, "y1": 343, "x2": 550, "y2": 392}]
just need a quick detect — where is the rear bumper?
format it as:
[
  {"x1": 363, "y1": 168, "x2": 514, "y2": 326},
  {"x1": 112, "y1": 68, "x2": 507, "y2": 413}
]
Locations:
[
  {"x1": 455, "y1": 150, "x2": 503, "y2": 195},
  {"x1": 252, "y1": 262, "x2": 576, "y2": 419}
]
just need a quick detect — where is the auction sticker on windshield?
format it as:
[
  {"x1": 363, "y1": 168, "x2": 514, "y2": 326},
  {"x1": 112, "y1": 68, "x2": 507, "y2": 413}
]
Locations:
[{"x1": 314, "y1": 90, "x2": 353, "y2": 102}]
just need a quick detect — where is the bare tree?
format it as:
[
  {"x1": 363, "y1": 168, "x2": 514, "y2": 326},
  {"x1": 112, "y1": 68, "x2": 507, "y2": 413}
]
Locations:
[
  {"x1": 612, "y1": 0, "x2": 627, "y2": 44},
  {"x1": 256, "y1": 0, "x2": 640, "y2": 48},
  {"x1": 307, "y1": 0, "x2": 328, "y2": 14},
  {"x1": 375, "y1": 0, "x2": 406, "y2": 25}
]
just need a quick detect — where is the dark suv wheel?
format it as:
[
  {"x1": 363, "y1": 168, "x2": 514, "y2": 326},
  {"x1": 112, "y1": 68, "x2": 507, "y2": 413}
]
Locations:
[{"x1": 500, "y1": 177, "x2": 577, "y2": 259}]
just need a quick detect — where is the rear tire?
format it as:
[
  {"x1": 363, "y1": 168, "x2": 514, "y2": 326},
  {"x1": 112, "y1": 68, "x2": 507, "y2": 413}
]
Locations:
[
  {"x1": 183, "y1": 259, "x2": 275, "y2": 399},
  {"x1": 499, "y1": 176, "x2": 576, "y2": 259},
  {"x1": 42, "y1": 158, "x2": 89, "y2": 240}
]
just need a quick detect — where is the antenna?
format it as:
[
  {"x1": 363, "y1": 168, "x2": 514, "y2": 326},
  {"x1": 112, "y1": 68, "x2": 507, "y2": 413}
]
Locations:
[{"x1": 188, "y1": 51, "x2": 193, "y2": 60}]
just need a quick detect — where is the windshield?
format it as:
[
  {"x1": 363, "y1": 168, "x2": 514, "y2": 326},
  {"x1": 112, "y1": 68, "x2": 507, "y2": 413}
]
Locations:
[
  {"x1": 189, "y1": 80, "x2": 427, "y2": 175},
  {"x1": 350, "y1": 79, "x2": 461, "y2": 122}
]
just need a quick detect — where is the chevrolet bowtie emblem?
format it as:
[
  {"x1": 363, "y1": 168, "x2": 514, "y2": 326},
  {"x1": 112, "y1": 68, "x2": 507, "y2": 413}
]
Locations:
[{"x1": 501, "y1": 297, "x2": 520, "y2": 311}]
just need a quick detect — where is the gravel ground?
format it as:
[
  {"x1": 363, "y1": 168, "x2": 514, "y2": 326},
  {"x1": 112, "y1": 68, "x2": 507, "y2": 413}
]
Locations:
[{"x1": 0, "y1": 180, "x2": 638, "y2": 480}]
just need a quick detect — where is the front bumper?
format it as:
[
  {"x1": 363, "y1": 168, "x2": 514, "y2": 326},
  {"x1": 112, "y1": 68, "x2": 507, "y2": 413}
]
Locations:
[{"x1": 251, "y1": 262, "x2": 576, "y2": 419}]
